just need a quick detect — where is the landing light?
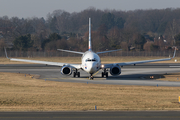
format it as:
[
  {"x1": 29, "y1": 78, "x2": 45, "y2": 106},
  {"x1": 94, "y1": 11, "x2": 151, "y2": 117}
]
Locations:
[{"x1": 101, "y1": 65, "x2": 104, "y2": 68}]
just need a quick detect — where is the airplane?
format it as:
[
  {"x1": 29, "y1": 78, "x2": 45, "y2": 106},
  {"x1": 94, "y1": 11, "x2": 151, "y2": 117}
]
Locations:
[{"x1": 5, "y1": 18, "x2": 176, "y2": 80}]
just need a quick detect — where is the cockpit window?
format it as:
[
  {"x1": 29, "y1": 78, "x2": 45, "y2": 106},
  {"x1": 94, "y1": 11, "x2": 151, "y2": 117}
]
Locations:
[
  {"x1": 92, "y1": 58, "x2": 96, "y2": 61},
  {"x1": 85, "y1": 58, "x2": 96, "y2": 62}
]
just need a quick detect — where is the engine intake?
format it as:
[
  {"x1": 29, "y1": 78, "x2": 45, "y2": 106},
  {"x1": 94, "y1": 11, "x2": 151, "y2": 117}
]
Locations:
[
  {"x1": 61, "y1": 66, "x2": 72, "y2": 75},
  {"x1": 110, "y1": 65, "x2": 121, "y2": 76}
]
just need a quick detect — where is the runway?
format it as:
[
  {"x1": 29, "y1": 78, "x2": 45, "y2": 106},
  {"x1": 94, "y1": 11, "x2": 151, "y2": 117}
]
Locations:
[
  {"x1": 0, "y1": 111, "x2": 180, "y2": 120},
  {"x1": 0, "y1": 63, "x2": 180, "y2": 86}
]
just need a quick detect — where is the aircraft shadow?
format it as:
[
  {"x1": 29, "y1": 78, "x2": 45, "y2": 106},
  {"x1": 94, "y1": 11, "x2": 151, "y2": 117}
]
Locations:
[{"x1": 78, "y1": 73, "x2": 162, "y2": 81}]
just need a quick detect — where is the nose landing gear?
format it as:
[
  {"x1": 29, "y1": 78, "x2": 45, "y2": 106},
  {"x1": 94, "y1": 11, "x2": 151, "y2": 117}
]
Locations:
[{"x1": 89, "y1": 74, "x2": 94, "y2": 80}]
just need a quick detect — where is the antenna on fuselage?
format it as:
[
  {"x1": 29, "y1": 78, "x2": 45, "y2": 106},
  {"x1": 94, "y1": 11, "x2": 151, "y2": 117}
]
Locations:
[{"x1": 89, "y1": 18, "x2": 92, "y2": 51}]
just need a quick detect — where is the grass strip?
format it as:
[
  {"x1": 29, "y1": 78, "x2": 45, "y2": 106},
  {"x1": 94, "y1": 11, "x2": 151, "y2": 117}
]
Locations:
[{"x1": 0, "y1": 72, "x2": 180, "y2": 111}]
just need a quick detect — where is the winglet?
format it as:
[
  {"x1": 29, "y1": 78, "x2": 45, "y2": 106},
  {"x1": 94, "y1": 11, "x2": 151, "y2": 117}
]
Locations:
[
  {"x1": 4, "y1": 47, "x2": 9, "y2": 59},
  {"x1": 172, "y1": 47, "x2": 177, "y2": 59}
]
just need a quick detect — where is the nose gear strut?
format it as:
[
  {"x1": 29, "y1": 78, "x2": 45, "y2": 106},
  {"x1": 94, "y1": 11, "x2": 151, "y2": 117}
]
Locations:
[{"x1": 89, "y1": 74, "x2": 94, "y2": 80}]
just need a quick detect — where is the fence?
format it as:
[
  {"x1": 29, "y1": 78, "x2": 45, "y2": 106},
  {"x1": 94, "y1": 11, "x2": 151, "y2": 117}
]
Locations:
[{"x1": 1, "y1": 50, "x2": 179, "y2": 58}]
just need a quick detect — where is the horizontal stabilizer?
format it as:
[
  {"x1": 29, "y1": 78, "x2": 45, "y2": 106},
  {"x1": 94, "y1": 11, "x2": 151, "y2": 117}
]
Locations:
[
  {"x1": 57, "y1": 49, "x2": 84, "y2": 54},
  {"x1": 96, "y1": 49, "x2": 122, "y2": 54}
]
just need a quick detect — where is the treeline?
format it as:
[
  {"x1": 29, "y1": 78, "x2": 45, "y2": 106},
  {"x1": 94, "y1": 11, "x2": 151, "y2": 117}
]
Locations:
[{"x1": 1, "y1": 7, "x2": 180, "y2": 52}]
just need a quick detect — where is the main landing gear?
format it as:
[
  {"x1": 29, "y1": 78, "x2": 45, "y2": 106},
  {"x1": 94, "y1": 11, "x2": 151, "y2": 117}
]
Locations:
[
  {"x1": 73, "y1": 69, "x2": 80, "y2": 77},
  {"x1": 102, "y1": 69, "x2": 108, "y2": 78}
]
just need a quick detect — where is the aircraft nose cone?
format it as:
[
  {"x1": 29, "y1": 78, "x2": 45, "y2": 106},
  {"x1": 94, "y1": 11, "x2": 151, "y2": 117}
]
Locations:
[{"x1": 89, "y1": 63, "x2": 97, "y2": 73}]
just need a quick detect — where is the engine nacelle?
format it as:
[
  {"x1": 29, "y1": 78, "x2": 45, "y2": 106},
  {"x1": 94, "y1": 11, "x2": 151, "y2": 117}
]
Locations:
[
  {"x1": 61, "y1": 66, "x2": 72, "y2": 75},
  {"x1": 110, "y1": 65, "x2": 121, "y2": 76}
]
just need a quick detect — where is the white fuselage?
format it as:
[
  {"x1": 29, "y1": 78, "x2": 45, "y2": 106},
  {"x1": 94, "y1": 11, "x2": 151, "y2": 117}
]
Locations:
[{"x1": 81, "y1": 51, "x2": 101, "y2": 74}]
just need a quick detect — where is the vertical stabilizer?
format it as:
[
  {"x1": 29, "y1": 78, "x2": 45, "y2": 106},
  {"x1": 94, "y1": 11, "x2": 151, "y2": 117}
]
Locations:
[{"x1": 89, "y1": 18, "x2": 92, "y2": 51}]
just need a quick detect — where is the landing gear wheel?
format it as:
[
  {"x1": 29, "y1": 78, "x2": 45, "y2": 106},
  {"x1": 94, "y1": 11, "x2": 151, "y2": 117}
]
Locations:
[
  {"x1": 102, "y1": 69, "x2": 108, "y2": 78},
  {"x1": 106, "y1": 72, "x2": 108, "y2": 78},
  {"x1": 78, "y1": 72, "x2": 80, "y2": 77},
  {"x1": 73, "y1": 72, "x2": 76, "y2": 77},
  {"x1": 89, "y1": 74, "x2": 94, "y2": 80},
  {"x1": 73, "y1": 69, "x2": 80, "y2": 78},
  {"x1": 90, "y1": 76, "x2": 94, "y2": 80},
  {"x1": 102, "y1": 72, "x2": 104, "y2": 77}
]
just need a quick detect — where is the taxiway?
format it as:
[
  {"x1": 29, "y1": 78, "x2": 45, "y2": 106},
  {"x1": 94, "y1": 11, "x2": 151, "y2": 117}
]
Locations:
[{"x1": 0, "y1": 63, "x2": 180, "y2": 86}]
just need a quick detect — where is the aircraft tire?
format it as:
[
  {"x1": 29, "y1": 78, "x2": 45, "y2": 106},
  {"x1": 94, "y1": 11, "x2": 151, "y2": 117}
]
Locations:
[
  {"x1": 102, "y1": 72, "x2": 104, "y2": 77},
  {"x1": 73, "y1": 72, "x2": 76, "y2": 77},
  {"x1": 106, "y1": 72, "x2": 108, "y2": 78},
  {"x1": 78, "y1": 72, "x2": 80, "y2": 77}
]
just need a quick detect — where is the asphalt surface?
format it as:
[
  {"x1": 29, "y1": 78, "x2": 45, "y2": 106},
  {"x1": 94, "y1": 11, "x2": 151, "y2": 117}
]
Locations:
[
  {"x1": 1, "y1": 63, "x2": 180, "y2": 86},
  {"x1": 0, "y1": 111, "x2": 180, "y2": 120}
]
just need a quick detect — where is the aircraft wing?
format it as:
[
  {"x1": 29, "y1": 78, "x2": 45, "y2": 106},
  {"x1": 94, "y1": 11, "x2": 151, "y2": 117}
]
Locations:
[
  {"x1": 9, "y1": 58, "x2": 81, "y2": 69},
  {"x1": 103, "y1": 58, "x2": 172, "y2": 68},
  {"x1": 4, "y1": 49, "x2": 81, "y2": 69},
  {"x1": 103, "y1": 48, "x2": 176, "y2": 68}
]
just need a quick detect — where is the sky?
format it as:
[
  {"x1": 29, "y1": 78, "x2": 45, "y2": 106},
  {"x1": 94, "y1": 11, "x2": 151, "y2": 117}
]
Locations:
[{"x1": 0, "y1": 0, "x2": 180, "y2": 19}]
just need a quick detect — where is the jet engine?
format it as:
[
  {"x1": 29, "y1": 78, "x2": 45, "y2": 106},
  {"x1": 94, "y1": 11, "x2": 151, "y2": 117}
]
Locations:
[
  {"x1": 61, "y1": 66, "x2": 72, "y2": 75},
  {"x1": 110, "y1": 65, "x2": 121, "y2": 76}
]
